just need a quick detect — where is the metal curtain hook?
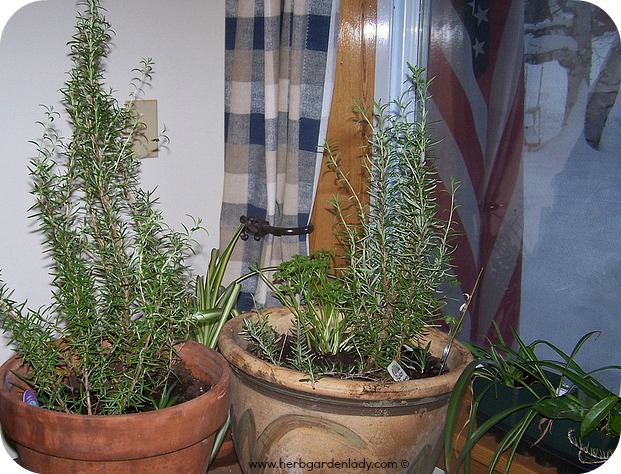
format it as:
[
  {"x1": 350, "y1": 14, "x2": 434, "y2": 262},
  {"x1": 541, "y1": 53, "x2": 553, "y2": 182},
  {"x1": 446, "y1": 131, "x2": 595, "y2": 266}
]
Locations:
[{"x1": 239, "y1": 215, "x2": 314, "y2": 241}]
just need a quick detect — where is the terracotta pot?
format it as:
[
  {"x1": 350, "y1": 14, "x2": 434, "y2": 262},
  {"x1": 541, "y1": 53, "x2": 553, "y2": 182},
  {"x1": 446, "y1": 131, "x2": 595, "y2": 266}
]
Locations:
[
  {"x1": 0, "y1": 340, "x2": 230, "y2": 473},
  {"x1": 218, "y1": 307, "x2": 473, "y2": 474}
]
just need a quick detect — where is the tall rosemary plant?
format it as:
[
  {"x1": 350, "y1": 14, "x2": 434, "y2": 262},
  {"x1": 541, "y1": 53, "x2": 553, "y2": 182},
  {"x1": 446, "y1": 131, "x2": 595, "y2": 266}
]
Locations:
[
  {"x1": 327, "y1": 65, "x2": 458, "y2": 372},
  {"x1": 0, "y1": 0, "x2": 195, "y2": 415}
]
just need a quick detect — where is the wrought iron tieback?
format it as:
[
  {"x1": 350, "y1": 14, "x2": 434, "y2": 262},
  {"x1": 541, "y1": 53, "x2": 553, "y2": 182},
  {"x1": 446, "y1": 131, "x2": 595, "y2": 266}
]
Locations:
[{"x1": 239, "y1": 215, "x2": 314, "y2": 241}]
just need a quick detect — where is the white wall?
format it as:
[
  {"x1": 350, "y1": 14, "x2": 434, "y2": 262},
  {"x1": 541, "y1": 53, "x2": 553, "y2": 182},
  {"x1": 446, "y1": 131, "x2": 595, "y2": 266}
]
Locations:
[{"x1": 0, "y1": 0, "x2": 225, "y2": 365}]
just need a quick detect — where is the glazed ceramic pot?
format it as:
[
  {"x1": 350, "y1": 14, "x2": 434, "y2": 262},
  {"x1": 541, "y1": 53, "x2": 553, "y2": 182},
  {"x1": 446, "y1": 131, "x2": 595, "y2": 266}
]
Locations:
[
  {"x1": 0, "y1": 340, "x2": 230, "y2": 474},
  {"x1": 218, "y1": 307, "x2": 473, "y2": 474}
]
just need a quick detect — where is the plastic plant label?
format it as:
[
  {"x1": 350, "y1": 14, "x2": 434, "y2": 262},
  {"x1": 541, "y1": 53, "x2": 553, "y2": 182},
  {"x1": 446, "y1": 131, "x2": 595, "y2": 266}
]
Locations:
[
  {"x1": 555, "y1": 381, "x2": 574, "y2": 396},
  {"x1": 23, "y1": 389, "x2": 39, "y2": 407},
  {"x1": 387, "y1": 360, "x2": 410, "y2": 381}
]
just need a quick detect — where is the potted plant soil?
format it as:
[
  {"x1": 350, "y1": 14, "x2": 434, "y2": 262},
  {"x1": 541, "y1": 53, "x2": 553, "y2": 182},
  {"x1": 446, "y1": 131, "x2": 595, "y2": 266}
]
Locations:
[
  {"x1": 0, "y1": 1, "x2": 229, "y2": 472},
  {"x1": 218, "y1": 66, "x2": 473, "y2": 474}
]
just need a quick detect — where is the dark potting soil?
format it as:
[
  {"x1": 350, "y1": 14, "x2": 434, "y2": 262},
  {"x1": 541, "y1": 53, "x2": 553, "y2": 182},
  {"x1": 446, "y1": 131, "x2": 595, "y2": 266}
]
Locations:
[
  {"x1": 403, "y1": 354, "x2": 444, "y2": 379},
  {"x1": 154, "y1": 360, "x2": 211, "y2": 407},
  {"x1": 124, "y1": 360, "x2": 211, "y2": 413},
  {"x1": 19, "y1": 359, "x2": 211, "y2": 414},
  {"x1": 252, "y1": 336, "x2": 445, "y2": 382}
]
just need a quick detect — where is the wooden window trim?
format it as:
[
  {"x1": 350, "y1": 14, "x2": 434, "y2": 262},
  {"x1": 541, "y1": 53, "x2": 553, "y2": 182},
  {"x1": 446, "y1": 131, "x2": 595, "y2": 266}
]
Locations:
[{"x1": 309, "y1": 0, "x2": 377, "y2": 253}]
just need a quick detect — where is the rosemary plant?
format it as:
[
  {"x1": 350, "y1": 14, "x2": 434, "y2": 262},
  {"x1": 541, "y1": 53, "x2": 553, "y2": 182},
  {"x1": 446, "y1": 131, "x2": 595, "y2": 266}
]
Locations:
[
  {"x1": 0, "y1": 0, "x2": 196, "y2": 415},
  {"x1": 242, "y1": 65, "x2": 458, "y2": 380},
  {"x1": 240, "y1": 316, "x2": 284, "y2": 367},
  {"x1": 327, "y1": 64, "x2": 458, "y2": 373}
]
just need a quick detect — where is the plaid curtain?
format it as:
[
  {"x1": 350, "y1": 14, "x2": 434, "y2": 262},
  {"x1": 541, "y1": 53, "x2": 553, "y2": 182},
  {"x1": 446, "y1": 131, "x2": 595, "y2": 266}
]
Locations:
[{"x1": 221, "y1": 0, "x2": 337, "y2": 308}]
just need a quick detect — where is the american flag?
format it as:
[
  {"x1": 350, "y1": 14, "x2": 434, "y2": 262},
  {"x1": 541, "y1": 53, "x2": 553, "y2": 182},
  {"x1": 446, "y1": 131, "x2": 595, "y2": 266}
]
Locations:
[{"x1": 427, "y1": 0, "x2": 525, "y2": 345}]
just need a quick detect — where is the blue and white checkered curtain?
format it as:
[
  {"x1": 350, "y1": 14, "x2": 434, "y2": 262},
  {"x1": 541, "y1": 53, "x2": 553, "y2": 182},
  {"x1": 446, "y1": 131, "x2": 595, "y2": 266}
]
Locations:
[{"x1": 220, "y1": 0, "x2": 338, "y2": 308}]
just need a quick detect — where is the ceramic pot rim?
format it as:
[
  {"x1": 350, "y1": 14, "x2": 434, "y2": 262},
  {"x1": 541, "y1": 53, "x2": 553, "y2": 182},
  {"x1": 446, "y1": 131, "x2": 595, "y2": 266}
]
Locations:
[{"x1": 218, "y1": 307, "x2": 473, "y2": 402}]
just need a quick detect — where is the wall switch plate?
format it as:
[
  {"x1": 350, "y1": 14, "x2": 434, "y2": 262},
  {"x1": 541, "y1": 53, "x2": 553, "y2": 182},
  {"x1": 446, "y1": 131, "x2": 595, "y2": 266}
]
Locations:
[{"x1": 130, "y1": 99, "x2": 159, "y2": 158}]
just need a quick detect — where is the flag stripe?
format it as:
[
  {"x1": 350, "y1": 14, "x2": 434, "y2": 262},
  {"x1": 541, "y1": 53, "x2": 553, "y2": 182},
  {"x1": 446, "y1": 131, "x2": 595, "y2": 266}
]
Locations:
[
  {"x1": 429, "y1": 11, "x2": 486, "y2": 201},
  {"x1": 428, "y1": 0, "x2": 524, "y2": 345}
]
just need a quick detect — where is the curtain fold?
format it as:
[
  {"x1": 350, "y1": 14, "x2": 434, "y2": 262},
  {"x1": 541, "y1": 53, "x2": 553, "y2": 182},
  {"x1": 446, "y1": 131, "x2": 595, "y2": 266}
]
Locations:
[{"x1": 221, "y1": 0, "x2": 337, "y2": 308}]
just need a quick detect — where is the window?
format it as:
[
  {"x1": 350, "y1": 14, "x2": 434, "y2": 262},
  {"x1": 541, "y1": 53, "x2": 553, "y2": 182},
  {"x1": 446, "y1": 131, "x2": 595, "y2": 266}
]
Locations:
[{"x1": 378, "y1": 0, "x2": 621, "y2": 391}]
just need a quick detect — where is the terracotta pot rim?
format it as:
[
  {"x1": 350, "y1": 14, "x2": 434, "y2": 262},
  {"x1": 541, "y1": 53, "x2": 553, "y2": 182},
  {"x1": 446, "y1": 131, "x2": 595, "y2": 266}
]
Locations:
[
  {"x1": 219, "y1": 307, "x2": 473, "y2": 401},
  {"x1": 0, "y1": 340, "x2": 230, "y2": 460},
  {"x1": 0, "y1": 340, "x2": 228, "y2": 421}
]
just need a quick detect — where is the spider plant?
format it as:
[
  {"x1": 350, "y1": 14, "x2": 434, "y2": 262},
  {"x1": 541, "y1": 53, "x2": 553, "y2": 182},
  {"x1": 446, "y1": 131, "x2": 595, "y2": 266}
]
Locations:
[
  {"x1": 190, "y1": 223, "x2": 261, "y2": 463},
  {"x1": 444, "y1": 325, "x2": 621, "y2": 473},
  {"x1": 192, "y1": 224, "x2": 245, "y2": 349}
]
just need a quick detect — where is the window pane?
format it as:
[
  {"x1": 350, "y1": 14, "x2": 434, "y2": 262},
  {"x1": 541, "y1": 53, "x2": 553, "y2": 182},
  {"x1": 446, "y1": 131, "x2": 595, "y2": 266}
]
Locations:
[{"x1": 521, "y1": 0, "x2": 621, "y2": 391}]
